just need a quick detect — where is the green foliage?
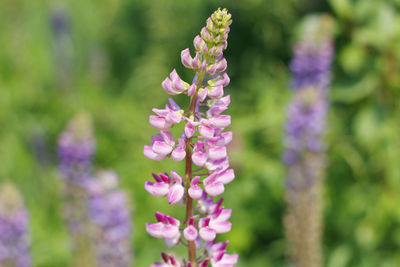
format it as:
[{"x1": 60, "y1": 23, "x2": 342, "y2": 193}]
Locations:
[{"x1": 0, "y1": 0, "x2": 399, "y2": 266}]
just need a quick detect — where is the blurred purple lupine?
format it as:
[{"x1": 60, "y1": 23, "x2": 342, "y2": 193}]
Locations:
[
  {"x1": 58, "y1": 114, "x2": 132, "y2": 266},
  {"x1": 0, "y1": 182, "x2": 31, "y2": 267},
  {"x1": 86, "y1": 171, "x2": 132, "y2": 267},
  {"x1": 143, "y1": 8, "x2": 237, "y2": 267},
  {"x1": 283, "y1": 15, "x2": 334, "y2": 267}
]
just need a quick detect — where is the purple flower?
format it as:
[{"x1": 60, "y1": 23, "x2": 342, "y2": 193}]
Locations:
[
  {"x1": 86, "y1": 171, "x2": 132, "y2": 267},
  {"x1": 58, "y1": 115, "x2": 132, "y2": 266},
  {"x1": 0, "y1": 182, "x2": 31, "y2": 267},
  {"x1": 283, "y1": 15, "x2": 334, "y2": 267},
  {"x1": 144, "y1": 8, "x2": 238, "y2": 266}
]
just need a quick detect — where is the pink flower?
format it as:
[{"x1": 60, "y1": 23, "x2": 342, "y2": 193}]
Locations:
[
  {"x1": 146, "y1": 212, "x2": 181, "y2": 247},
  {"x1": 145, "y1": 171, "x2": 184, "y2": 205}
]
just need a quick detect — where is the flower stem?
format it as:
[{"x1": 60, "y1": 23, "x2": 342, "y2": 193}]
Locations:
[{"x1": 184, "y1": 73, "x2": 204, "y2": 266}]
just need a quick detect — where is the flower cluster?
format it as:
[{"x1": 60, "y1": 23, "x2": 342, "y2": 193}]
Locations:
[
  {"x1": 144, "y1": 8, "x2": 238, "y2": 267},
  {"x1": 283, "y1": 15, "x2": 334, "y2": 267},
  {"x1": 58, "y1": 114, "x2": 132, "y2": 266},
  {"x1": 0, "y1": 182, "x2": 31, "y2": 267},
  {"x1": 86, "y1": 171, "x2": 132, "y2": 267}
]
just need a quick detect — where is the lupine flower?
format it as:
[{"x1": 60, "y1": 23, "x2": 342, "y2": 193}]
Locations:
[
  {"x1": 0, "y1": 182, "x2": 31, "y2": 267},
  {"x1": 283, "y1": 15, "x2": 334, "y2": 267},
  {"x1": 144, "y1": 8, "x2": 238, "y2": 266},
  {"x1": 58, "y1": 115, "x2": 133, "y2": 266},
  {"x1": 86, "y1": 171, "x2": 132, "y2": 267},
  {"x1": 58, "y1": 114, "x2": 95, "y2": 237}
]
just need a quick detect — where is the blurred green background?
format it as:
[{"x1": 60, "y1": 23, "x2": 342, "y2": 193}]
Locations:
[{"x1": 0, "y1": 0, "x2": 400, "y2": 266}]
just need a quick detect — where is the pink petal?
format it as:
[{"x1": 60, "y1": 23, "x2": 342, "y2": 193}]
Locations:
[
  {"x1": 208, "y1": 85, "x2": 224, "y2": 99},
  {"x1": 168, "y1": 184, "x2": 184, "y2": 205},
  {"x1": 199, "y1": 125, "x2": 215, "y2": 139},
  {"x1": 181, "y1": 48, "x2": 193, "y2": 68},
  {"x1": 144, "y1": 145, "x2": 165, "y2": 161},
  {"x1": 209, "y1": 221, "x2": 232, "y2": 234},
  {"x1": 205, "y1": 182, "x2": 225, "y2": 196},
  {"x1": 146, "y1": 223, "x2": 164, "y2": 238},
  {"x1": 149, "y1": 115, "x2": 169, "y2": 130},
  {"x1": 144, "y1": 181, "x2": 169, "y2": 197},
  {"x1": 215, "y1": 209, "x2": 232, "y2": 222},
  {"x1": 167, "y1": 111, "x2": 182, "y2": 123},
  {"x1": 162, "y1": 77, "x2": 180, "y2": 95},
  {"x1": 210, "y1": 115, "x2": 231, "y2": 128},
  {"x1": 199, "y1": 227, "x2": 216, "y2": 241},
  {"x1": 172, "y1": 147, "x2": 186, "y2": 161},
  {"x1": 170, "y1": 171, "x2": 182, "y2": 183},
  {"x1": 163, "y1": 224, "x2": 180, "y2": 239},
  {"x1": 152, "y1": 141, "x2": 173, "y2": 156},
  {"x1": 160, "y1": 130, "x2": 175, "y2": 146},
  {"x1": 216, "y1": 169, "x2": 235, "y2": 184},
  {"x1": 216, "y1": 58, "x2": 227, "y2": 72},
  {"x1": 192, "y1": 152, "x2": 207, "y2": 166},
  {"x1": 218, "y1": 131, "x2": 232, "y2": 146},
  {"x1": 198, "y1": 89, "x2": 208, "y2": 101},
  {"x1": 184, "y1": 225, "x2": 198, "y2": 241},
  {"x1": 219, "y1": 254, "x2": 239, "y2": 264},
  {"x1": 207, "y1": 146, "x2": 227, "y2": 161},
  {"x1": 185, "y1": 123, "x2": 196, "y2": 138},
  {"x1": 187, "y1": 84, "x2": 196, "y2": 96},
  {"x1": 188, "y1": 185, "x2": 203, "y2": 199}
]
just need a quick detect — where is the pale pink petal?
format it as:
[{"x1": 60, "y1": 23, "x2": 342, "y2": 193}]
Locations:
[
  {"x1": 216, "y1": 169, "x2": 235, "y2": 184},
  {"x1": 198, "y1": 89, "x2": 208, "y2": 101},
  {"x1": 144, "y1": 145, "x2": 165, "y2": 161},
  {"x1": 209, "y1": 221, "x2": 232, "y2": 234},
  {"x1": 218, "y1": 131, "x2": 232, "y2": 145},
  {"x1": 170, "y1": 171, "x2": 182, "y2": 183},
  {"x1": 162, "y1": 77, "x2": 180, "y2": 95},
  {"x1": 184, "y1": 225, "x2": 198, "y2": 241},
  {"x1": 207, "y1": 146, "x2": 227, "y2": 161},
  {"x1": 160, "y1": 130, "x2": 175, "y2": 146},
  {"x1": 185, "y1": 123, "x2": 196, "y2": 138},
  {"x1": 210, "y1": 115, "x2": 231, "y2": 128},
  {"x1": 199, "y1": 125, "x2": 215, "y2": 139},
  {"x1": 152, "y1": 141, "x2": 173, "y2": 156},
  {"x1": 215, "y1": 209, "x2": 232, "y2": 222},
  {"x1": 168, "y1": 184, "x2": 184, "y2": 205},
  {"x1": 192, "y1": 152, "x2": 207, "y2": 166},
  {"x1": 205, "y1": 182, "x2": 225, "y2": 196},
  {"x1": 181, "y1": 48, "x2": 193, "y2": 68},
  {"x1": 162, "y1": 225, "x2": 180, "y2": 239},
  {"x1": 144, "y1": 181, "x2": 169, "y2": 197},
  {"x1": 149, "y1": 115, "x2": 169, "y2": 130},
  {"x1": 188, "y1": 185, "x2": 203, "y2": 199},
  {"x1": 199, "y1": 227, "x2": 216, "y2": 241},
  {"x1": 219, "y1": 254, "x2": 239, "y2": 264},
  {"x1": 146, "y1": 223, "x2": 164, "y2": 238},
  {"x1": 208, "y1": 85, "x2": 224, "y2": 99},
  {"x1": 172, "y1": 147, "x2": 186, "y2": 161}
]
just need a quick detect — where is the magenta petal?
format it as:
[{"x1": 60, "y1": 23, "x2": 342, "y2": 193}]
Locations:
[
  {"x1": 144, "y1": 181, "x2": 169, "y2": 197},
  {"x1": 207, "y1": 146, "x2": 227, "y2": 161},
  {"x1": 188, "y1": 185, "x2": 203, "y2": 199},
  {"x1": 144, "y1": 145, "x2": 165, "y2": 161},
  {"x1": 172, "y1": 147, "x2": 186, "y2": 161},
  {"x1": 192, "y1": 152, "x2": 207, "y2": 166},
  {"x1": 205, "y1": 182, "x2": 225, "y2": 196},
  {"x1": 146, "y1": 223, "x2": 164, "y2": 238},
  {"x1": 209, "y1": 221, "x2": 232, "y2": 234},
  {"x1": 168, "y1": 184, "x2": 184, "y2": 205},
  {"x1": 217, "y1": 169, "x2": 235, "y2": 184},
  {"x1": 199, "y1": 227, "x2": 216, "y2": 241},
  {"x1": 162, "y1": 224, "x2": 179, "y2": 239},
  {"x1": 199, "y1": 125, "x2": 215, "y2": 139},
  {"x1": 184, "y1": 225, "x2": 198, "y2": 241},
  {"x1": 152, "y1": 141, "x2": 173, "y2": 156}
]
